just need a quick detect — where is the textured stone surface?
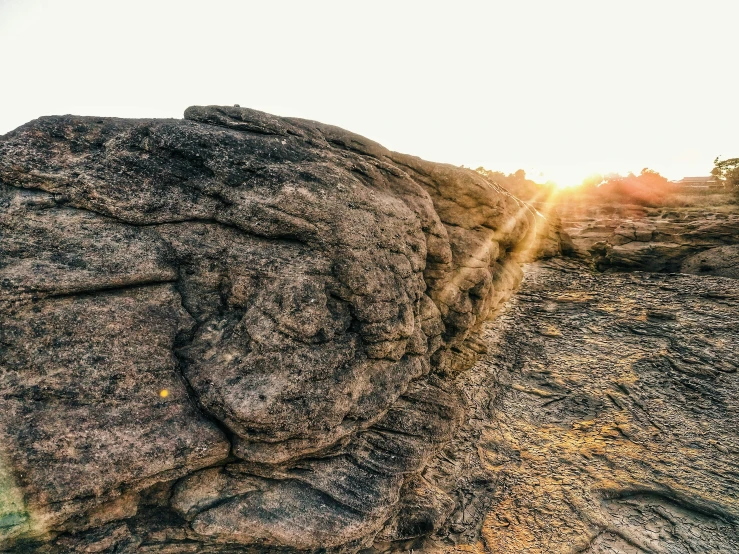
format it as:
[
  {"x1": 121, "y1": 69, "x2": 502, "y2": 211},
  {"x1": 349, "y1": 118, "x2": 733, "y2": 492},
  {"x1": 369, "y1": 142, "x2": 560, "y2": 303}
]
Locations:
[
  {"x1": 555, "y1": 202, "x2": 739, "y2": 276},
  {"x1": 0, "y1": 106, "x2": 541, "y2": 552},
  {"x1": 681, "y1": 244, "x2": 739, "y2": 279},
  {"x1": 396, "y1": 259, "x2": 739, "y2": 553}
]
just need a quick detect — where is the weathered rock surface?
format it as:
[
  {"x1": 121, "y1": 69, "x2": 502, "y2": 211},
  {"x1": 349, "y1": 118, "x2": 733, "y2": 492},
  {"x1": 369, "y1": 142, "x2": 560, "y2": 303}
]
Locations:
[
  {"x1": 556, "y1": 202, "x2": 739, "y2": 276},
  {"x1": 0, "y1": 106, "x2": 543, "y2": 552},
  {"x1": 681, "y1": 244, "x2": 739, "y2": 279},
  {"x1": 392, "y1": 259, "x2": 738, "y2": 553}
]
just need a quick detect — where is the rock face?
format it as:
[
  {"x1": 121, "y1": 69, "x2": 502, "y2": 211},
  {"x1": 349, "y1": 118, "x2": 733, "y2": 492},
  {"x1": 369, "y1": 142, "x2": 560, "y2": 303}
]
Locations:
[
  {"x1": 390, "y1": 259, "x2": 739, "y2": 553},
  {"x1": 0, "y1": 106, "x2": 543, "y2": 552},
  {"x1": 556, "y1": 202, "x2": 739, "y2": 276}
]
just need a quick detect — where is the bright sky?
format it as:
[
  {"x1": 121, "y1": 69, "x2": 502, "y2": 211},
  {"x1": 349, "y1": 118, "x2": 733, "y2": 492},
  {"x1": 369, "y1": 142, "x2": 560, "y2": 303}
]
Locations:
[{"x1": 0, "y1": 0, "x2": 736, "y2": 185}]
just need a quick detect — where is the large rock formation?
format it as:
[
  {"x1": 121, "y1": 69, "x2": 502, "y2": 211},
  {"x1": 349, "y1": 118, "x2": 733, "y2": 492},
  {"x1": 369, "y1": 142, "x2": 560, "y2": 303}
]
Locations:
[{"x1": 0, "y1": 106, "x2": 544, "y2": 552}]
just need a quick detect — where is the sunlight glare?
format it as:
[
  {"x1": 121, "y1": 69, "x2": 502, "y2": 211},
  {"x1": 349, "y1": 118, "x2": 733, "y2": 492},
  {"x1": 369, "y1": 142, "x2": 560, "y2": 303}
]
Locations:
[
  {"x1": 530, "y1": 169, "x2": 586, "y2": 190},
  {"x1": 531, "y1": 167, "x2": 632, "y2": 190}
]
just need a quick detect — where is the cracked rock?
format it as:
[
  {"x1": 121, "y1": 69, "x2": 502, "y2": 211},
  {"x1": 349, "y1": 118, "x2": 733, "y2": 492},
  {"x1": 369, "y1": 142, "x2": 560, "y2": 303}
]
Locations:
[{"x1": 0, "y1": 106, "x2": 546, "y2": 552}]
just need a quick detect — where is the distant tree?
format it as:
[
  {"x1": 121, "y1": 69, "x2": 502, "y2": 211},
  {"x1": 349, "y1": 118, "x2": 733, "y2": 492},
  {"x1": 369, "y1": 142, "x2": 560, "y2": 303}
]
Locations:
[
  {"x1": 590, "y1": 168, "x2": 672, "y2": 206},
  {"x1": 638, "y1": 167, "x2": 669, "y2": 186},
  {"x1": 580, "y1": 173, "x2": 604, "y2": 191},
  {"x1": 711, "y1": 157, "x2": 739, "y2": 191},
  {"x1": 475, "y1": 167, "x2": 553, "y2": 202}
]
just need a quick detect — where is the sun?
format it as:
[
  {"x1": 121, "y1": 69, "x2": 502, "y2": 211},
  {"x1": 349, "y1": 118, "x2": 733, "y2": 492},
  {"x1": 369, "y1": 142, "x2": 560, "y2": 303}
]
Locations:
[
  {"x1": 530, "y1": 169, "x2": 585, "y2": 190},
  {"x1": 550, "y1": 180, "x2": 582, "y2": 190},
  {"x1": 530, "y1": 167, "x2": 610, "y2": 191}
]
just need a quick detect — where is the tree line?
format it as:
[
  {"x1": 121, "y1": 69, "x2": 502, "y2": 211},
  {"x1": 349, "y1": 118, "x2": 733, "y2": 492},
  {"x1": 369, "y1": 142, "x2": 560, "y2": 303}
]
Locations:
[
  {"x1": 712, "y1": 157, "x2": 739, "y2": 190},
  {"x1": 475, "y1": 157, "x2": 738, "y2": 206}
]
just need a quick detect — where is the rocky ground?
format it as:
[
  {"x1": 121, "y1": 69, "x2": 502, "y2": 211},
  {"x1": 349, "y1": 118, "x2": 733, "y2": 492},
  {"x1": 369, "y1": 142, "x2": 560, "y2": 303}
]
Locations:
[
  {"x1": 554, "y1": 199, "x2": 739, "y2": 277},
  {"x1": 398, "y1": 258, "x2": 739, "y2": 553}
]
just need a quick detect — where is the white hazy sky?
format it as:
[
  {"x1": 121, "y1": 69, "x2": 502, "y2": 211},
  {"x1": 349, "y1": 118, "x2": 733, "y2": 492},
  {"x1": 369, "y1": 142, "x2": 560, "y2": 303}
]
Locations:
[{"x1": 0, "y1": 0, "x2": 736, "y2": 184}]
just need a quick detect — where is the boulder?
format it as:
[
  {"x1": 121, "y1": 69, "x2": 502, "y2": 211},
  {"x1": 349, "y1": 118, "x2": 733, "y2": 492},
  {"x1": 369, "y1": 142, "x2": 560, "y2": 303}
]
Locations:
[
  {"x1": 681, "y1": 244, "x2": 739, "y2": 279},
  {"x1": 0, "y1": 106, "x2": 544, "y2": 552}
]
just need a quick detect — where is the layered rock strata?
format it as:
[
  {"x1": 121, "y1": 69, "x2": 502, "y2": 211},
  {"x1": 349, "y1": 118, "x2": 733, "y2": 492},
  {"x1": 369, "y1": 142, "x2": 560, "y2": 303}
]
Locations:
[
  {"x1": 556, "y1": 202, "x2": 739, "y2": 277},
  {"x1": 390, "y1": 259, "x2": 739, "y2": 553},
  {"x1": 0, "y1": 106, "x2": 544, "y2": 552}
]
